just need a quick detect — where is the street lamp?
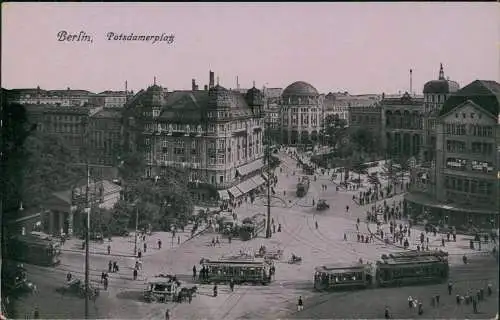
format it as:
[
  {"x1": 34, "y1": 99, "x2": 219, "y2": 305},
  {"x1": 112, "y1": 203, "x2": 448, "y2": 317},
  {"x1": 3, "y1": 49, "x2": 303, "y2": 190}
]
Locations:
[{"x1": 265, "y1": 119, "x2": 272, "y2": 239}]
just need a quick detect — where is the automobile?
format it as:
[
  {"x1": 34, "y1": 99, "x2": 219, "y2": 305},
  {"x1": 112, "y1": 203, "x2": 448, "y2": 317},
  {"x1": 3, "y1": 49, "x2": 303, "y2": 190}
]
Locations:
[{"x1": 316, "y1": 199, "x2": 330, "y2": 211}]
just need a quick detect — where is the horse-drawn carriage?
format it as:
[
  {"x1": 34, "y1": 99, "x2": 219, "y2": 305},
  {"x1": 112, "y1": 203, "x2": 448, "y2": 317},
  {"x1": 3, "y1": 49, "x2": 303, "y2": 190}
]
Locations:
[
  {"x1": 255, "y1": 245, "x2": 283, "y2": 261},
  {"x1": 143, "y1": 274, "x2": 197, "y2": 304},
  {"x1": 60, "y1": 278, "x2": 99, "y2": 300}
]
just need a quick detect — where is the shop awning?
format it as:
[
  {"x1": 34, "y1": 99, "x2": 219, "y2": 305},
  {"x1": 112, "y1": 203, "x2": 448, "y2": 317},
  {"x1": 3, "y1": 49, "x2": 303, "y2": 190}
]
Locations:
[
  {"x1": 218, "y1": 190, "x2": 230, "y2": 200},
  {"x1": 236, "y1": 158, "x2": 265, "y2": 176},
  {"x1": 235, "y1": 178, "x2": 258, "y2": 194},
  {"x1": 251, "y1": 175, "x2": 266, "y2": 187},
  {"x1": 228, "y1": 186, "x2": 243, "y2": 198}
]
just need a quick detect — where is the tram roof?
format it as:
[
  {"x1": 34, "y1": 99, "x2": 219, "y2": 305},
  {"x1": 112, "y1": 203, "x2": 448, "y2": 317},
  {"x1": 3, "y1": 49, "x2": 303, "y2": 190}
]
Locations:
[
  {"x1": 315, "y1": 264, "x2": 368, "y2": 273},
  {"x1": 203, "y1": 259, "x2": 267, "y2": 266},
  {"x1": 10, "y1": 234, "x2": 59, "y2": 246},
  {"x1": 377, "y1": 255, "x2": 445, "y2": 266}
]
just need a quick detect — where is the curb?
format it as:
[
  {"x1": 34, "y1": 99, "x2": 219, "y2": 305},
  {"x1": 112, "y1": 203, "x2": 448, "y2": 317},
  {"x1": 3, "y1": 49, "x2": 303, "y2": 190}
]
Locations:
[{"x1": 62, "y1": 224, "x2": 211, "y2": 258}]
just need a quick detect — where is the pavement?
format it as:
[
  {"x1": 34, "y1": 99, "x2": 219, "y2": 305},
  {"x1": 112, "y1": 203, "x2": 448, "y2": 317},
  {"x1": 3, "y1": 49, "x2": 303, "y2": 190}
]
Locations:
[{"x1": 11, "y1": 148, "x2": 498, "y2": 319}]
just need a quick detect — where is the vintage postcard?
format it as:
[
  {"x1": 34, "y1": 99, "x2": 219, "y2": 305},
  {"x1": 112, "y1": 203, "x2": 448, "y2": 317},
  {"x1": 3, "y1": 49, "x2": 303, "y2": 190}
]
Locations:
[{"x1": 1, "y1": 2, "x2": 499, "y2": 320}]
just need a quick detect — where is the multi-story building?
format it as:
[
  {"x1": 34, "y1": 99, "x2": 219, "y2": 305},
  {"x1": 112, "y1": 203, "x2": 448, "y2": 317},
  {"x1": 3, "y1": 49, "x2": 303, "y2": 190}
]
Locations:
[
  {"x1": 280, "y1": 81, "x2": 324, "y2": 145},
  {"x1": 381, "y1": 92, "x2": 425, "y2": 157},
  {"x1": 92, "y1": 90, "x2": 130, "y2": 108},
  {"x1": 25, "y1": 104, "x2": 91, "y2": 163},
  {"x1": 348, "y1": 104, "x2": 382, "y2": 138},
  {"x1": 405, "y1": 79, "x2": 500, "y2": 229},
  {"x1": 86, "y1": 108, "x2": 123, "y2": 178},
  {"x1": 123, "y1": 71, "x2": 267, "y2": 203},
  {"x1": 421, "y1": 64, "x2": 460, "y2": 163},
  {"x1": 263, "y1": 87, "x2": 282, "y2": 141},
  {"x1": 24, "y1": 103, "x2": 122, "y2": 178},
  {"x1": 327, "y1": 92, "x2": 381, "y2": 126},
  {"x1": 9, "y1": 87, "x2": 95, "y2": 106}
]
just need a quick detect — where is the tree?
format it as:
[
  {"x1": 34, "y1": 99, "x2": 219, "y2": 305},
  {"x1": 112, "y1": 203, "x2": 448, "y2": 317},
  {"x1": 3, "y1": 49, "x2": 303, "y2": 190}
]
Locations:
[
  {"x1": 20, "y1": 131, "x2": 85, "y2": 207},
  {"x1": 322, "y1": 114, "x2": 348, "y2": 147},
  {"x1": 350, "y1": 158, "x2": 369, "y2": 184}
]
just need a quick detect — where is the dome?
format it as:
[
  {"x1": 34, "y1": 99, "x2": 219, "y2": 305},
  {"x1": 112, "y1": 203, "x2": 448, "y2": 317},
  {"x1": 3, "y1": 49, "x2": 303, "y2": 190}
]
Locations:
[
  {"x1": 282, "y1": 81, "x2": 319, "y2": 97},
  {"x1": 423, "y1": 80, "x2": 460, "y2": 94}
]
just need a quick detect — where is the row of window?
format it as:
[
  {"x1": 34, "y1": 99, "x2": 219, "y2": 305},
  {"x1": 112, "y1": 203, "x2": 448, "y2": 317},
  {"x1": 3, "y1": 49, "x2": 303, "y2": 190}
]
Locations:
[
  {"x1": 147, "y1": 137, "x2": 259, "y2": 149},
  {"x1": 445, "y1": 123, "x2": 493, "y2": 137},
  {"x1": 446, "y1": 140, "x2": 494, "y2": 155},
  {"x1": 444, "y1": 176, "x2": 494, "y2": 195},
  {"x1": 351, "y1": 115, "x2": 379, "y2": 125},
  {"x1": 446, "y1": 158, "x2": 495, "y2": 173}
]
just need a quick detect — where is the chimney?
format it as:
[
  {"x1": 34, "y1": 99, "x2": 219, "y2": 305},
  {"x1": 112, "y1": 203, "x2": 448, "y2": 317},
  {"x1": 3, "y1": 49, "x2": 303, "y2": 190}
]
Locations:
[
  {"x1": 410, "y1": 69, "x2": 413, "y2": 95},
  {"x1": 192, "y1": 79, "x2": 196, "y2": 91},
  {"x1": 204, "y1": 85, "x2": 208, "y2": 91},
  {"x1": 209, "y1": 70, "x2": 215, "y2": 89}
]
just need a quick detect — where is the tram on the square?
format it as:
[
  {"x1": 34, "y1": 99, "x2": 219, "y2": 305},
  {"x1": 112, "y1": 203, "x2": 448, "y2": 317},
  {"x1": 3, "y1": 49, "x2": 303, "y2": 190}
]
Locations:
[
  {"x1": 199, "y1": 255, "x2": 273, "y2": 285},
  {"x1": 313, "y1": 263, "x2": 372, "y2": 291},
  {"x1": 376, "y1": 250, "x2": 449, "y2": 287},
  {"x1": 7, "y1": 233, "x2": 61, "y2": 266},
  {"x1": 313, "y1": 251, "x2": 449, "y2": 291}
]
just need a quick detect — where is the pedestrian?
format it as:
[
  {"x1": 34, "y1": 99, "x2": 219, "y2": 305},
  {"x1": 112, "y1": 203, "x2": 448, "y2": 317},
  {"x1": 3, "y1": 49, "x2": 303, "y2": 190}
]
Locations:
[
  {"x1": 448, "y1": 281, "x2": 453, "y2": 295},
  {"x1": 103, "y1": 276, "x2": 108, "y2": 290},
  {"x1": 138, "y1": 249, "x2": 142, "y2": 259},
  {"x1": 178, "y1": 236, "x2": 180, "y2": 245},
  {"x1": 384, "y1": 306, "x2": 390, "y2": 319},
  {"x1": 346, "y1": 205, "x2": 349, "y2": 213},
  {"x1": 418, "y1": 302, "x2": 423, "y2": 315},
  {"x1": 216, "y1": 237, "x2": 220, "y2": 247},
  {"x1": 192, "y1": 265, "x2": 197, "y2": 280},
  {"x1": 144, "y1": 242, "x2": 147, "y2": 253},
  {"x1": 344, "y1": 233, "x2": 347, "y2": 241},
  {"x1": 107, "y1": 244, "x2": 111, "y2": 255},
  {"x1": 67, "y1": 272, "x2": 72, "y2": 282},
  {"x1": 211, "y1": 238, "x2": 215, "y2": 247},
  {"x1": 229, "y1": 278, "x2": 234, "y2": 292},
  {"x1": 213, "y1": 284, "x2": 218, "y2": 297},
  {"x1": 101, "y1": 272, "x2": 105, "y2": 283},
  {"x1": 165, "y1": 308, "x2": 170, "y2": 320},
  {"x1": 435, "y1": 294, "x2": 440, "y2": 306},
  {"x1": 472, "y1": 297, "x2": 478, "y2": 313},
  {"x1": 108, "y1": 261, "x2": 112, "y2": 273},
  {"x1": 158, "y1": 239, "x2": 162, "y2": 249},
  {"x1": 297, "y1": 296, "x2": 304, "y2": 311},
  {"x1": 408, "y1": 296, "x2": 413, "y2": 308},
  {"x1": 133, "y1": 268, "x2": 138, "y2": 280}
]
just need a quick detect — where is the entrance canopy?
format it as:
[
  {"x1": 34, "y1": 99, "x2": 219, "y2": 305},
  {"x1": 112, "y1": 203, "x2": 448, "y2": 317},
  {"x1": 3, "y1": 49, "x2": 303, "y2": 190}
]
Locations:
[
  {"x1": 235, "y1": 178, "x2": 258, "y2": 195},
  {"x1": 218, "y1": 190, "x2": 230, "y2": 200},
  {"x1": 236, "y1": 159, "x2": 265, "y2": 177}
]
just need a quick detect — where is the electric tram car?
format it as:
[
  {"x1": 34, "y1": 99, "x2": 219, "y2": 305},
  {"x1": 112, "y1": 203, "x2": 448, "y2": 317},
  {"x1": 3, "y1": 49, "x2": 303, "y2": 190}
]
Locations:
[
  {"x1": 199, "y1": 256, "x2": 273, "y2": 285},
  {"x1": 314, "y1": 250, "x2": 449, "y2": 291},
  {"x1": 7, "y1": 234, "x2": 61, "y2": 266},
  {"x1": 314, "y1": 264, "x2": 372, "y2": 291}
]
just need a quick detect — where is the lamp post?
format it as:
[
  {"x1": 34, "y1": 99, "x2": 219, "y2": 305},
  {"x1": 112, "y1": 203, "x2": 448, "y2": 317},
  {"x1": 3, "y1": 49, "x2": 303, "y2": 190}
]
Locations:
[{"x1": 265, "y1": 119, "x2": 272, "y2": 239}]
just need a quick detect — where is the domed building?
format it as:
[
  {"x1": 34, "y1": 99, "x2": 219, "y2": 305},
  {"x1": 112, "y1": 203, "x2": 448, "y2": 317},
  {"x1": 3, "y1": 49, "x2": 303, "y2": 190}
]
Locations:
[
  {"x1": 421, "y1": 63, "x2": 460, "y2": 162},
  {"x1": 280, "y1": 81, "x2": 324, "y2": 145}
]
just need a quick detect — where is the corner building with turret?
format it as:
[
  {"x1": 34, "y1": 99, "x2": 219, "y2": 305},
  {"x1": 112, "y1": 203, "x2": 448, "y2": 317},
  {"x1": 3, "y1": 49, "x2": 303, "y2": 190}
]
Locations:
[{"x1": 123, "y1": 71, "x2": 267, "y2": 204}]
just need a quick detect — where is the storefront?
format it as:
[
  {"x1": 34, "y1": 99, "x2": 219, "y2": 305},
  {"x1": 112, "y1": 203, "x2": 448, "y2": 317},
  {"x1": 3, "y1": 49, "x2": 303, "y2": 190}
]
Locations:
[{"x1": 404, "y1": 192, "x2": 498, "y2": 230}]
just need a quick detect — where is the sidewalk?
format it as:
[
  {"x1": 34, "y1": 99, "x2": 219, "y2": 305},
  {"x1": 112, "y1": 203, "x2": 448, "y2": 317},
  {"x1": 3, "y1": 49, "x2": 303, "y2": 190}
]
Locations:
[
  {"x1": 61, "y1": 222, "x2": 210, "y2": 258},
  {"x1": 362, "y1": 218, "x2": 497, "y2": 256}
]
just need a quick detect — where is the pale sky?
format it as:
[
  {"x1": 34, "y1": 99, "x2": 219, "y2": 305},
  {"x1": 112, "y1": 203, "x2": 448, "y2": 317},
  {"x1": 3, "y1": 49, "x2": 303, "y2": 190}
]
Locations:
[{"x1": 2, "y1": 2, "x2": 499, "y2": 95}]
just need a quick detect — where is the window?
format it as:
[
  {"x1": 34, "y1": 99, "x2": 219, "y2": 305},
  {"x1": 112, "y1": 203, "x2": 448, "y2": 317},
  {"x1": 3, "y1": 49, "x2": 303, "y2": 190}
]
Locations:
[
  {"x1": 471, "y1": 160, "x2": 494, "y2": 173},
  {"x1": 153, "y1": 109, "x2": 159, "y2": 117},
  {"x1": 219, "y1": 176, "x2": 224, "y2": 183},
  {"x1": 446, "y1": 158, "x2": 467, "y2": 170},
  {"x1": 208, "y1": 124, "x2": 215, "y2": 132}
]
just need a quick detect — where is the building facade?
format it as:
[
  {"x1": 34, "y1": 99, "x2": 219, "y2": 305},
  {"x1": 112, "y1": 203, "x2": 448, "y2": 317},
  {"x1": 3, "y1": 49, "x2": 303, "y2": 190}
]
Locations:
[
  {"x1": 123, "y1": 71, "x2": 267, "y2": 203},
  {"x1": 348, "y1": 104, "x2": 382, "y2": 137},
  {"x1": 280, "y1": 81, "x2": 324, "y2": 145},
  {"x1": 381, "y1": 92, "x2": 425, "y2": 157},
  {"x1": 9, "y1": 87, "x2": 95, "y2": 106},
  {"x1": 405, "y1": 79, "x2": 500, "y2": 229},
  {"x1": 263, "y1": 87, "x2": 282, "y2": 142},
  {"x1": 92, "y1": 91, "x2": 130, "y2": 108}
]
